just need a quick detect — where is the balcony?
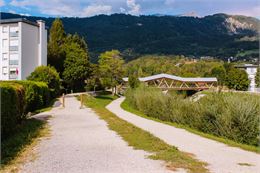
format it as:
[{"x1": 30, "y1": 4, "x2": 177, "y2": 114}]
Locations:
[
  {"x1": 10, "y1": 32, "x2": 19, "y2": 37},
  {"x1": 9, "y1": 46, "x2": 18, "y2": 51},
  {"x1": 9, "y1": 74, "x2": 18, "y2": 79}
]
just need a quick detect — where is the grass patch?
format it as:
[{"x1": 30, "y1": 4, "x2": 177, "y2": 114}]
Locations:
[
  {"x1": 82, "y1": 93, "x2": 208, "y2": 173},
  {"x1": 121, "y1": 99, "x2": 260, "y2": 153},
  {"x1": 1, "y1": 118, "x2": 49, "y2": 172}
]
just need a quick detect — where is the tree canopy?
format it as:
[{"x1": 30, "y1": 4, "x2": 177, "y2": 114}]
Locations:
[
  {"x1": 128, "y1": 73, "x2": 140, "y2": 89},
  {"x1": 126, "y1": 55, "x2": 223, "y2": 77},
  {"x1": 27, "y1": 65, "x2": 61, "y2": 97},
  {"x1": 63, "y1": 41, "x2": 91, "y2": 91},
  {"x1": 47, "y1": 18, "x2": 66, "y2": 73},
  {"x1": 225, "y1": 68, "x2": 250, "y2": 91},
  {"x1": 98, "y1": 50, "x2": 125, "y2": 94},
  {"x1": 209, "y1": 66, "x2": 227, "y2": 85}
]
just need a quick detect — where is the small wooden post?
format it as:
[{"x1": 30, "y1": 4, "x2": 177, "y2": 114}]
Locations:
[
  {"x1": 80, "y1": 94, "x2": 83, "y2": 109},
  {"x1": 62, "y1": 93, "x2": 65, "y2": 108}
]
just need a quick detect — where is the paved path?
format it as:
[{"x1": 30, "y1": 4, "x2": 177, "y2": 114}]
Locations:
[
  {"x1": 19, "y1": 97, "x2": 172, "y2": 173},
  {"x1": 106, "y1": 97, "x2": 260, "y2": 173}
]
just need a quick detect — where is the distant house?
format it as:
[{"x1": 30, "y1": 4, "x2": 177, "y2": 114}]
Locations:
[
  {"x1": 0, "y1": 18, "x2": 47, "y2": 80},
  {"x1": 235, "y1": 64, "x2": 259, "y2": 92}
]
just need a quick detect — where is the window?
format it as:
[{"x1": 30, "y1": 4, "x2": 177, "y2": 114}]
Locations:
[
  {"x1": 2, "y1": 67, "x2": 8, "y2": 75},
  {"x1": 10, "y1": 27, "x2": 19, "y2": 37},
  {"x1": 10, "y1": 53, "x2": 19, "y2": 65},
  {"x1": 2, "y1": 26, "x2": 8, "y2": 33},
  {"x1": 9, "y1": 67, "x2": 18, "y2": 79},
  {"x1": 2, "y1": 39, "x2": 8, "y2": 47},
  {"x1": 10, "y1": 39, "x2": 18, "y2": 51},
  {"x1": 10, "y1": 68, "x2": 17, "y2": 74},
  {"x1": 2, "y1": 53, "x2": 8, "y2": 60},
  {"x1": 10, "y1": 27, "x2": 18, "y2": 33},
  {"x1": 10, "y1": 39, "x2": 18, "y2": 46}
]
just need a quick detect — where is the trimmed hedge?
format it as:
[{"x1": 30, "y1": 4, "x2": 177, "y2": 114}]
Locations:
[
  {"x1": 12, "y1": 81, "x2": 50, "y2": 112},
  {"x1": 1, "y1": 81, "x2": 50, "y2": 140}
]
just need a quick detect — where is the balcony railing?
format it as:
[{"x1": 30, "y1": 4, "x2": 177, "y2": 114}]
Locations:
[
  {"x1": 9, "y1": 46, "x2": 18, "y2": 51},
  {"x1": 9, "y1": 74, "x2": 18, "y2": 79},
  {"x1": 10, "y1": 32, "x2": 19, "y2": 37}
]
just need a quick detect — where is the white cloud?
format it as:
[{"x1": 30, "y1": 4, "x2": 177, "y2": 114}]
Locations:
[
  {"x1": 82, "y1": 4, "x2": 112, "y2": 17},
  {"x1": 126, "y1": 0, "x2": 141, "y2": 15},
  {"x1": 9, "y1": 10, "x2": 31, "y2": 16},
  {"x1": 0, "y1": 0, "x2": 5, "y2": 7},
  {"x1": 7, "y1": 0, "x2": 260, "y2": 18},
  {"x1": 11, "y1": 0, "x2": 75, "y2": 16},
  {"x1": 10, "y1": 0, "x2": 27, "y2": 6},
  {"x1": 9, "y1": 0, "x2": 113, "y2": 17},
  {"x1": 120, "y1": 7, "x2": 126, "y2": 13}
]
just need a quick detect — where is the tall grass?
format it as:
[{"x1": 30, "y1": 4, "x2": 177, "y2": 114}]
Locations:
[{"x1": 125, "y1": 86, "x2": 260, "y2": 146}]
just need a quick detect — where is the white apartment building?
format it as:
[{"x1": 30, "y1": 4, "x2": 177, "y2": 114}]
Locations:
[{"x1": 0, "y1": 18, "x2": 47, "y2": 80}]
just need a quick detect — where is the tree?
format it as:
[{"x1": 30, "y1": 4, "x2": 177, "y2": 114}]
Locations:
[
  {"x1": 128, "y1": 73, "x2": 140, "y2": 89},
  {"x1": 226, "y1": 68, "x2": 250, "y2": 91},
  {"x1": 223, "y1": 62, "x2": 233, "y2": 72},
  {"x1": 255, "y1": 67, "x2": 260, "y2": 87},
  {"x1": 210, "y1": 65, "x2": 226, "y2": 85},
  {"x1": 63, "y1": 42, "x2": 91, "y2": 92},
  {"x1": 98, "y1": 50, "x2": 125, "y2": 95},
  {"x1": 86, "y1": 64, "x2": 102, "y2": 92},
  {"x1": 48, "y1": 18, "x2": 66, "y2": 73},
  {"x1": 27, "y1": 66, "x2": 61, "y2": 97},
  {"x1": 66, "y1": 33, "x2": 88, "y2": 51}
]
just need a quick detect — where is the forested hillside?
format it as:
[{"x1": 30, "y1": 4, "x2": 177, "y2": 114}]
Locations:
[
  {"x1": 125, "y1": 55, "x2": 223, "y2": 77},
  {"x1": 1, "y1": 12, "x2": 259, "y2": 62}
]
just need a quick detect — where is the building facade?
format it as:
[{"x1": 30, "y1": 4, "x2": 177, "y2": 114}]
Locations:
[{"x1": 0, "y1": 18, "x2": 47, "y2": 80}]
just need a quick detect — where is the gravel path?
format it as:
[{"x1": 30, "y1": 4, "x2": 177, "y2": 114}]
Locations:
[
  {"x1": 19, "y1": 97, "x2": 172, "y2": 173},
  {"x1": 106, "y1": 97, "x2": 260, "y2": 173}
]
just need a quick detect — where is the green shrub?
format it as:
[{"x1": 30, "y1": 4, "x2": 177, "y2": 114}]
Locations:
[
  {"x1": 126, "y1": 86, "x2": 260, "y2": 146},
  {"x1": 198, "y1": 93, "x2": 260, "y2": 146},
  {"x1": 0, "y1": 83, "x2": 25, "y2": 139},
  {"x1": 225, "y1": 68, "x2": 250, "y2": 91},
  {"x1": 27, "y1": 65, "x2": 61, "y2": 97},
  {"x1": 128, "y1": 73, "x2": 140, "y2": 89},
  {"x1": 13, "y1": 81, "x2": 50, "y2": 112},
  {"x1": 1, "y1": 81, "x2": 51, "y2": 140}
]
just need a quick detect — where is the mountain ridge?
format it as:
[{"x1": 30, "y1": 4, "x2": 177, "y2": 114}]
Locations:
[{"x1": 1, "y1": 12, "x2": 259, "y2": 62}]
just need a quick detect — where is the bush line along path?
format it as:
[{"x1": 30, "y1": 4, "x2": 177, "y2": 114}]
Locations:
[{"x1": 106, "y1": 97, "x2": 260, "y2": 173}]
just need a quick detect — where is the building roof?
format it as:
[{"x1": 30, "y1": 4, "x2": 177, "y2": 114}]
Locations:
[
  {"x1": 0, "y1": 18, "x2": 44, "y2": 28},
  {"x1": 123, "y1": 73, "x2": 218, "y2": 82}
]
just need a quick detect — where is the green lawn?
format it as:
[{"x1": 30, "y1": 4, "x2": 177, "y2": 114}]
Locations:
[
  {"x1": 82, "y1": 93, "x2": 208, "y2": 173},
  {"x1": 121, "y1": 99, "x2": 260, "y2": 153}
]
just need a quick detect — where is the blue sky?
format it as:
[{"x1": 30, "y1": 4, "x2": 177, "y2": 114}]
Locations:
[{"x1": 0, "y1": 0, "x2": 259, "y2": 18}]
